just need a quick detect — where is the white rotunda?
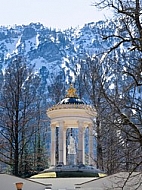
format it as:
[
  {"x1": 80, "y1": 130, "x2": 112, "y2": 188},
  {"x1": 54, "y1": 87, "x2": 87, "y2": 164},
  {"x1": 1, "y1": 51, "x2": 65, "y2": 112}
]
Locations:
[{"x1": 47, "y1": 84, "x2": 97, "y2": 166}]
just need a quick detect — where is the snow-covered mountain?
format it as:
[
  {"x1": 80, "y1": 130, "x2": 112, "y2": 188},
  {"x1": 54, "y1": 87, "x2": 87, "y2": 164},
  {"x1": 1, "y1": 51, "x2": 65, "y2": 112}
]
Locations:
[{"x1": 0, "y1": 21, "x2": 117, "y2": 84}]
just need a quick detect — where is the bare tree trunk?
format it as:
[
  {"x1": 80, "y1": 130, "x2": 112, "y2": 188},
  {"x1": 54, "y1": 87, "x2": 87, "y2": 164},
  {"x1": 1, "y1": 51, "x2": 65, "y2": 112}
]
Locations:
[{"x1": 96, "y1": 117, "x2": 103, "y2": 170}]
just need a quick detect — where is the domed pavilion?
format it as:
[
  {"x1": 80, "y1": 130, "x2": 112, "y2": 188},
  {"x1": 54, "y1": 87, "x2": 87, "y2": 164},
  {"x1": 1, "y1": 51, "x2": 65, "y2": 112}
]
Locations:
[{"x1": 47, "y1": 84, "x2": 97, "y2": 166}]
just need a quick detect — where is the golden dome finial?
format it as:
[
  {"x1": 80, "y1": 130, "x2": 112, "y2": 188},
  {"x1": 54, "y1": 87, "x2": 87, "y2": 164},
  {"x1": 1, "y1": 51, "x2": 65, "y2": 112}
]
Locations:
[{"x1": 66, "y1": 84, "x2": 78, "y2": 98}]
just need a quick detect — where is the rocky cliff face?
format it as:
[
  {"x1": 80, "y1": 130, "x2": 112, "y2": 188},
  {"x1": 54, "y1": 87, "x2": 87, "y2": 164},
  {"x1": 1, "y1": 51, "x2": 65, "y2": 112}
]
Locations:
[{"x1": 0, "y1": 21, "x2": 117, "y2": 82}]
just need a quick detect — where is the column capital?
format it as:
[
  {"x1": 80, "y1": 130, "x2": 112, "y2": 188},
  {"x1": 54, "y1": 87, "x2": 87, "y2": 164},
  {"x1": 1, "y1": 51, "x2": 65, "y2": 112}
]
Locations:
[
  {"x1": 77, "y1": 120, "x2": 85, "y2": 127},
  {"x1": 77, "y1": 120, "x2": 84, "y2": 124},
  {"x1": 58, "y1": 120, "x2": 65, "y2": 126},
  {"x1": 78, "y1": 121, "x2": 86, "y2": 133},
  {"x1": 51, "y1": 123, "x2": 56, "y2": 128},
  {"x1": 88, "y1": 122, "x2": 94, "y2": 129},
  {"x1": 58, "y1": 120, "x2": 67, "y2": 131}
]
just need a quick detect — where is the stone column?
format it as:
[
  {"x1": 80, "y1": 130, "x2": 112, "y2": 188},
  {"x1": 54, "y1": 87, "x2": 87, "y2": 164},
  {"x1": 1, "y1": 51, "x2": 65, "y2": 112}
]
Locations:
[
  {"x1": 78, "y1": 121, "x2": 85, "y2": 164},
  {"x1": 51, "y1": 124, "x2": 56, "y2": 166},
  {"x1": 59, "y1": 121, "x2": 66, "y2": 164},
  {"x1": 89, "y1": 123, "x2": 94, "y2": 165},
  {"x1": 63, "y1": 126, "x2": 66, "y2": 165}
]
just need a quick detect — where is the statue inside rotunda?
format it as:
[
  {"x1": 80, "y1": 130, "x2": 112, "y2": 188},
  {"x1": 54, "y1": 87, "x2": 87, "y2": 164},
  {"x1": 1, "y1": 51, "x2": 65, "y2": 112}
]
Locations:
[{"x1": 47, "y1": 84, "x2": 97, "y2": 166}]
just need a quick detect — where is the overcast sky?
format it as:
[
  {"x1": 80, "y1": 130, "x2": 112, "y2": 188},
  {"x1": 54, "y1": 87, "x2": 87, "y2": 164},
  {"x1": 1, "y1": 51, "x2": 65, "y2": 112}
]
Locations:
[{"x1": 0, "y1": 0, "x2": 112, "y2": 30}]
